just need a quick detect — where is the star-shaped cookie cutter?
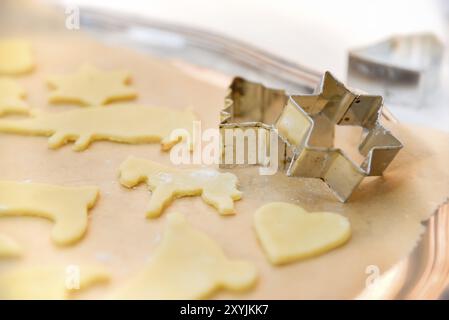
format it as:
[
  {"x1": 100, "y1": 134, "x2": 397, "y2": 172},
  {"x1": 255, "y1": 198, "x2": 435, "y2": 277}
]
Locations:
[{"x1": 219, "y1": 72, "x2": 403, "y2": 202}]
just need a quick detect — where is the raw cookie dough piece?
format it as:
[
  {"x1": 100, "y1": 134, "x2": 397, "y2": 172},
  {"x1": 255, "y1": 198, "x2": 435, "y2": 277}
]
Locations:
[
  {"x1": 119, "y1": 156, "x2": 242, "y2": 217},
  {"x1": 0, "y1": 234, "x2": 22, "y2": 258},
  {"x1": 0, "y1": 181, "x2": 99, "y2": 246},
  {"x1": 0, "y1": 77, "x2": 29, "y2": 116},
  {"x1": 0, "y1": 104, "x2": 195, "y2": 151},
  {"x1": 113, "y1": 213, "x2": 257, "y2": 299},
  {"x1": 0, "y1": 39, "x2": 34, "y2": 75},
  {"x1": 254, "y1": 202, "x2": 351, "y2": 265},
  {"x1": 0, "y1": 265, "x2": 109, "y2": 299},
  {"x1": 47, "y1": 64, "x2": 137, "y2": 106}
]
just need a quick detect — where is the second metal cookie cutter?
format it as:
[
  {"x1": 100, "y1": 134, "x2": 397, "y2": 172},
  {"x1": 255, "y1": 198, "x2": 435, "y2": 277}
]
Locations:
[
  {"x1": 348, "y1": 33, "x2": 444, "y2": 108},
  {"x1": 219, "y1": 72, "x2": 403, "y2": 202}
]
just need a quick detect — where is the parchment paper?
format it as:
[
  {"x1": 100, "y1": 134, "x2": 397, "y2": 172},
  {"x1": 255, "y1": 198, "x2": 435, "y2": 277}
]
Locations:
[{"x1": 1, "y1": 3, "x2": 449, "y2": 300}]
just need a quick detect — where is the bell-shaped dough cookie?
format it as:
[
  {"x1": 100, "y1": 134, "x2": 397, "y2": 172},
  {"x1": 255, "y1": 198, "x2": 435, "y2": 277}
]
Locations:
[
  {"x1": 112, "y1": 213, "x2": 257, "y2": 299},
  {"x1": 0, "y1": 104, "x2": 195, "y2": 151},
  {"x1": 0, "y1": 234, "x2": 22, "y2": 258},
  {"x1": 119, "y1": 156, "x2": 242, "y2": 217},
  {"x1": 254, "y1": 202, "x2": 351, "y2": 265},
  {"x1": 0, "y1": 265, "x2": 109, "y2": 299},
  {"x1": 0, "y1": 181, "x2": 99, "y2": 246},
  {"x1": 0, "y1": 39, "x2": 34, "y2": 75},
  {"x1": 47, "y1": 64, "x2": 137, "y2": 106},
  {"x1": 0, "y1": 77, "x2": 29, "y2": 116}
]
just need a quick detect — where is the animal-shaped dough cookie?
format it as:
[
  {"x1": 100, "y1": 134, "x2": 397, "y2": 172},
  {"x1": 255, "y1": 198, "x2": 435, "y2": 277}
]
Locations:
[
  {"x1": 0, "y1": 104, "x2": 195, "y2": 151},
  {"x1": 0, "y1": 265, "x2": 109, "y2": 299},
  {"x1": 0, "y1": 78, "x2": 29, "y2": 116},
  {"x1": 0, "y1": 181, "x2": 99, "y2": 245},
  {"x1": 119, "y1": 156, "x2": 242, "y2": 217},
  {"x1": 47, "y1": 64, "x2": 136, "y2": 106},
  {"x1": 0, "y1": 234, "x2": 22, "y2": 258},
  {"x1": 112, "y1": 213, "x2": 257, "y2": 299},
  {"x1": 0, "y1": 39, "x2": 34, "y2": 75}
]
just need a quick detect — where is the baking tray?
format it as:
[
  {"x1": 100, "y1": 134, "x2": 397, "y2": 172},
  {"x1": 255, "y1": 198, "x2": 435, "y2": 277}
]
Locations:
[{"x1": 5, "y1": 1, "x2": 448, "y2": 299}]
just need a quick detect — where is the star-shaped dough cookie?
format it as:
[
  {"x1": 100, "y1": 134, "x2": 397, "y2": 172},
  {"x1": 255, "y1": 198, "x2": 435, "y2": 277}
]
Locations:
[
  {"x1": 47, "y1": 64, "x2": 137, "y2": 106},
  {"x1": 0, "y1": 39, "x2": 35, "y2": 75},
  {"x1": 0, "y1": 78, "x2": 29, "y2": 116}
]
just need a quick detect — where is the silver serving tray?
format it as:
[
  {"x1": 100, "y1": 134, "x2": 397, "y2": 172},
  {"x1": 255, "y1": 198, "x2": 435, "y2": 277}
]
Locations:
[{"x1": 68, "y1": 6, "x2": 449, "y2": 299}]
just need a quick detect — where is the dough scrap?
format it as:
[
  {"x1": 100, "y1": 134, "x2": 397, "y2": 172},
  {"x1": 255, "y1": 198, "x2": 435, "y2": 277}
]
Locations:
[
  {"x1": 0, "y1": 181, "x2": 99, "y2": 246},
  {"x1": 47, "y1": 64, "x2": 137, "y2": 106},
  {"x1": 112, "y1": 213, "x2": 257, "y2": 299},
  {"x1": 254, "y1": 202, "x2": 351, "y2": 265},
  {"x1": 0, "y1": 39, "x2": 34, "y2": 75},
  {"x1": 0, "y1": 104, "x2": 195, "y2": 151},
  {"x1": 0, "y1": 77, "x2": 29, "y2": 116},
  {"x1": 0, "y1": 234, "x2": 22, "y2": 258},
  {"x1": 0, "y1": 265, "x2": 109, "y2": 299},
  {"x1": 119, "y1": 156, "x2": 242, "y2": 217}
]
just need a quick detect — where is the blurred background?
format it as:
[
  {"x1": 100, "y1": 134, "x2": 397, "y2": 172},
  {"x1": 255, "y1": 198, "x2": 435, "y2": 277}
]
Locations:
[
  {"x1": 46, "y1": 0, "x2": 449, "y2": 131},
  {"x1": 58, "y1": 0, "x2": 447, "y2": 77}
]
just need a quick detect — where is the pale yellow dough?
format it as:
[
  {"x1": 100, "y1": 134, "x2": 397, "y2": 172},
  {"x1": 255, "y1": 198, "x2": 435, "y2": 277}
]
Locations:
[
  {"x1": 0, "y1": 181, "x2": 99, "y2": 246},
  {"x1": 0, "y1": 77, "x2": 29, "y2": 116},
  {"x1": 0, "y1": 266, "x2": 110, "y2": 299},
  {"x1": 47, "y1": 64, "x2": 137, "y2": 106},
  {"x1": 0, "y1": 39, "x2": 34, "y2": 75},
  {"x1": 0, "y1": 234, "x2": 22, "y2": 258},
  {"x1": 254, "y1": 202, "x2": 351, "y2": 265},
  {"x1": 119, "y1": 156, "x2": 242, "y2": 217},
  {"x1": 112, "y1": 213, "x2": 257, "y2": 299},
  {"x1": 0, "y1": 104, "x2": 196, "y2": 151}
]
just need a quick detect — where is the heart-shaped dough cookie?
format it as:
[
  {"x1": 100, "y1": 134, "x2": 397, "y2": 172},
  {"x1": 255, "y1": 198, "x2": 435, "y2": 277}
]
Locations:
[{"x1": 254, "y1": 202, "x2": 351, "y2": 265}]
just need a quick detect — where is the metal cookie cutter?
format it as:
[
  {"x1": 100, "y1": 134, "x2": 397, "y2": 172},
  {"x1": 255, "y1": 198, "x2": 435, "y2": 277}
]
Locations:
[
  {"x1": 220, "y1": 77, "x2": 290, "y2": 170},
  {"x1": 219, "y1": 72, "x2": 403, "y2": 202},
  {"x1": 348, "y1": 33, "x2": 444, "y2": 108}
]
